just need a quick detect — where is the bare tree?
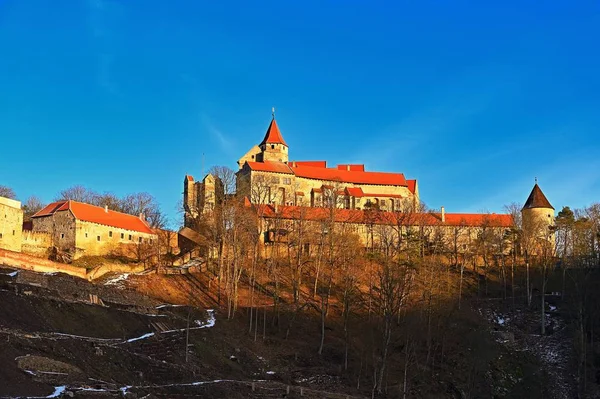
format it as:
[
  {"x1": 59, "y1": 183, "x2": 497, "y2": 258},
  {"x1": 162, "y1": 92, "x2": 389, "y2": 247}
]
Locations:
[
  {"x1": 120, "y1": 192, "x2": 166, "y2": 228},
  {"x1": 0, "y1": 185, "x2": 17, "y2": 199},
  {"x1": 23, "y1": 196, "x2": 45, "y2": 219},
  {"x1": 56, "y1": 185, "x2": 97, "y2": 203}
]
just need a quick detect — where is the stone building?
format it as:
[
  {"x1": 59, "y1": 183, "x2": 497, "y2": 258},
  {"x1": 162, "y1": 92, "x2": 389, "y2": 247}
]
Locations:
[
  {"x1": 256, "y1": 202, "x2": 514, "y2": 251},
  {"x1": 235, "y1": 117, "x2": 418, "y2": 212},
  {"x1": 31, "y1": 200, "x2": 157, "y2": 259},
  {"x1": 0, "y1": 196, "x2": 23, "y2": 252},
  {"x1": 183, "y1": 115, "x2": 554, "y2": 253},
  {"x1": 183, "y1": 174, "x2": 223, "y2": 226}
]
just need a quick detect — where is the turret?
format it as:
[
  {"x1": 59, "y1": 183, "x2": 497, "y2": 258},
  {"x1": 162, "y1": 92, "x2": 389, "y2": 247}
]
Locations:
[
  {"x1": 259, "y1": 116, "x2": 288, "y2": 163},
  {"x1": 521, "y1": 181, "x2": 555, "y2": 255}
]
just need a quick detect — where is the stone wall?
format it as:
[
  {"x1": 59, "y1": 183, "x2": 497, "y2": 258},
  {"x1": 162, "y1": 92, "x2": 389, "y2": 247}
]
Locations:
[
  {"x1": 0, "y1": 196, "x2": 23, "y2": 252},
  {"x1": 261, "y1": 215, "x2": 512, "y2": 255},
  {"x1": 74, "y1": 220, "x2": 157, "y2": 259},
  {"x1": 1, "y1": 248, "x2": 147, "y2": 281},
  {"x1": 261, "y1": 142, "x2": 288, "y2": 163},
  {"x1": 32, "y1": 211, "x2": 77, "y2": 251},
  {"x1": 0, "y1": 248, "x2": 87, "y2": 279},
  {"x1": 21, "y1": 230, "x2": 52, "y2": 257}
]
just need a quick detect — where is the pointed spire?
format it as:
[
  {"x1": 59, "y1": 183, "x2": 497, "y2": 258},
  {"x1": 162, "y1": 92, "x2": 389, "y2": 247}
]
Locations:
[
  {"x1": 259, "y1": 114, "x2": 288, "y2": 147},
  {"x1": 522, "y1": 182, "x2": 554, "y2": 210}
]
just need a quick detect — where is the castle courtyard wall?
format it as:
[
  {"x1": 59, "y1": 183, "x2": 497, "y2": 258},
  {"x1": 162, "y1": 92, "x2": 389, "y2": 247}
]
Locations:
[{"x1": 21, "y1": 230, "x2": 53, "y2": 257}]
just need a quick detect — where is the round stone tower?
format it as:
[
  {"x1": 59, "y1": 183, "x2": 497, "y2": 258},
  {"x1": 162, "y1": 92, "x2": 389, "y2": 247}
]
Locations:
[{"x1": 521, "y1": 181, "x2": 555, "y2": 254}]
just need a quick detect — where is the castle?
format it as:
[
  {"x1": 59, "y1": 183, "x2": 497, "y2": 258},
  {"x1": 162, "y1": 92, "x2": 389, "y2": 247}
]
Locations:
[{"x1": 182, "y1": 115, "x2": 555, "y2": 252}]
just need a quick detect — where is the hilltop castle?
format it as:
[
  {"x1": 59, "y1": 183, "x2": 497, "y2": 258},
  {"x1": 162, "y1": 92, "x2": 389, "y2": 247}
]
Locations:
[{"x1": 182, "y1": 115, "x2": 555, "y2": 251}]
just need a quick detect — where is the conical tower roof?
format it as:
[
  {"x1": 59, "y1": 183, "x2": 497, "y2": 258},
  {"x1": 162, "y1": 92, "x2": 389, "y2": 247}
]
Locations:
[
  {"x1": 259, "y1": 118, "x2": 287, "y2": 147},
  {"x1": 522, "y1": 183, "x2": 554, "y2": 210}
]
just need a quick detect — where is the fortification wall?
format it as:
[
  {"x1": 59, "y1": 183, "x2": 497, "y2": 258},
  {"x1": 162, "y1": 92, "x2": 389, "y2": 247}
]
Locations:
[
  {"x1": 0, "y1": 248, "x2": 87, "y2": 279},
  {"x1": 21, "y1": 230, "x2": 52, "y2": 257},
  {"x1": 1, "y1": 248, "x2": 147, "y2": 281}
]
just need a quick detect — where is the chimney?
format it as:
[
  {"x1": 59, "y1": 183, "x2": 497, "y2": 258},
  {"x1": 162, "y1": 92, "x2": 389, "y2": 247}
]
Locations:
[
  {"x1": 139, "y1": 213, "x2": 145, "y2": 220},
  {"x1": 347, "y1": 165, "x2": 350, "y2": 171},
  {"x1": 104, "y1": 205, "x2": 108, "y2": 213},
  {"x1": 441, "y1": 206, "x2": 445, "y2": 223}
]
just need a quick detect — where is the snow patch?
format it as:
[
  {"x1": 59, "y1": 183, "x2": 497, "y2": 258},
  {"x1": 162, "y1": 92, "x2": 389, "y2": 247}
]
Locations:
[
  {"x1": 126, "y1": 332, "x2": 155, "y2": 343},
  {"x1": 104, "y1": 273, "x2": 129, "y2": 286},
  {"x1": 44, "y1": 385, "x2": 66, "y2": 398},
  {"x1": 6, "y1": 271, "x2": 18, "y2": 277},
  {"x1": 266, "y1": 371, "x2": 276, "y2": 375},
  {"x1": 156, "y1": 304, "x2": 184, "y2": 309},
  {"x1": 195, "y1": 309, "x2": 216, "y2": 329}
]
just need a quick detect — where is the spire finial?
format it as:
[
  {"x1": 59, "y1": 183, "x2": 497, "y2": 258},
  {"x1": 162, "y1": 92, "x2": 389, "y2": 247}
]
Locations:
[
  {"x1": 272, "y1": 106, "x2": 275, "y2": 119},
  {"x1": 535, "y1": 176, "x2": 538, "y2": 184}
]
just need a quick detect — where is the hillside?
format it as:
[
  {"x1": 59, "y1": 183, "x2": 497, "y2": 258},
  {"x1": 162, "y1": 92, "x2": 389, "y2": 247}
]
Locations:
[{"x1": 0, "y1": 262, "x2": 577, "y2": 399}]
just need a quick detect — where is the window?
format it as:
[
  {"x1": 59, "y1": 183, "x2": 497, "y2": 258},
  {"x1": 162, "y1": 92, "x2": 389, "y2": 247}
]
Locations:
[
  {"x1": 60, "y1": 233, "x2": 65, "y2": 239},
  {"x1": 85, "y1": 233, "x2": 88, "y2": 238},
  {"x1": 283, "y1": 178, "x2": 291, "y2": 185},
  {"x1": 380, "y1": 200, "x2": 386, "y2": 207},
  {"x1": 129, "y1": 235, "x2": 132, "y2": 241},
  {"x1": 13, "y1": 230, "x2": 15, "y2": 235},
  {"x1": 139, "y1": 237, "x2": 143, "y2": 243},
  {"x1": 121, "y1": 233, "x2": 124, "y2": 239},
  {"x1": 271, "y1": 144, "x2": 275, "y2": 149},
  {"x1": 0, "y1": 233, "x2": 3, "y2": 239},
  {"x1": 109, "y1": 231, "x2": 113, "y2": 238},
  {"x1": 97, "y1": 235, "x2": 101, "y2": 241}
]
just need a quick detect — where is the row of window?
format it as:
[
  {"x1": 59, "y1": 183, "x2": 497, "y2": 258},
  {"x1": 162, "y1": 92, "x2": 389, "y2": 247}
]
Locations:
[{"x1": 59, "y1": 231, "x2": 152, "y2": 244}]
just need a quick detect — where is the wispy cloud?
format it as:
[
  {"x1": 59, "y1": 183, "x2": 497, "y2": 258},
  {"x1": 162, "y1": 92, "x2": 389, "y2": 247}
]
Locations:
[{"x1": 201, "y1": 114, "x2": 234, "y2": 154}]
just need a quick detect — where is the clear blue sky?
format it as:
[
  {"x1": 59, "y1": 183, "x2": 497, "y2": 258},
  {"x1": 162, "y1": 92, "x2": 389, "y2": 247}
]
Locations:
[{"x1": 1, "y1": 1, "x2": 599, "y2": 228}]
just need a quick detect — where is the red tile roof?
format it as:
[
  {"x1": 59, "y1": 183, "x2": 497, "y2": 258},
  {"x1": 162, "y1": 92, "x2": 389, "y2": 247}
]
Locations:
[
  {"x1": 260, "y1": 118, "x2": 287, "y2": 146},
  {"x1": 245, "y1": 161, "x2": 294, "y2": 174},
  {"x1": 407, "y1": 180, "x2": 417, "y2": 194},
  {"x1": 363, "y1": 193, "x2": 404, "y2": 199},
  {"x1": 32, "y1": 200, "x2": 154, "y2": 234},
  {"x1": 292, "y1": 161, "x2": 327, "y2": 168},
  {"x1": 337, "y1": 164, "x2": 365, "y2": 172},
  {"x1": 346, "y1": 187, "x2": 364, "y2": 197},
  {"x1": 185, "y1": 175, "x2": 194, "y2": 181},
  {"x1": 256, "y1": 204, "x2": 513, "y2": 228},
  {"x1": 440, "y1": 213, "x2": 513, "y2": 227},
  {"x1": 290, "y1": 164, "x2": 407, "y2": 186}
]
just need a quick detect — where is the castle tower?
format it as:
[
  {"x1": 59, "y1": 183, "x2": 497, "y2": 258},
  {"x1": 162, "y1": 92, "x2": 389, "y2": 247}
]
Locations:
[
  {"x1": 259, "y1": 117, "x2": 288, "y2": 163},
  {"x1": 521, "y1": 181, "x2": 555, "y2": 254}
]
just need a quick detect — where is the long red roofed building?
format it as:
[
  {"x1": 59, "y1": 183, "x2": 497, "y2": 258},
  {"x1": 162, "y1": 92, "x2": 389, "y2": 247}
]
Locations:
[{"x1": 30, "y1": 200, "x2": 156, "y2": 259}]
